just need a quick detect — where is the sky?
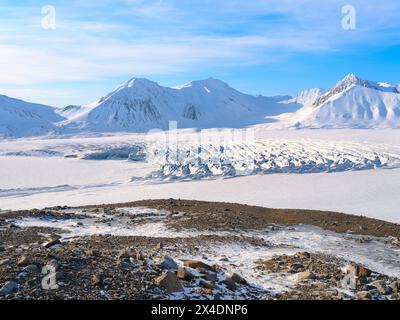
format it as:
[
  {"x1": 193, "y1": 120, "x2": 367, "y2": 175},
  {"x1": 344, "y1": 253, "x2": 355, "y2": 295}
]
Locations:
[{"x1": 0, "y1": 0, "x2": 400, "y2": 107}]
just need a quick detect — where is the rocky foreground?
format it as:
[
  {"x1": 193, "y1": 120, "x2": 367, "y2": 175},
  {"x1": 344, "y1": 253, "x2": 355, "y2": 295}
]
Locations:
[{"x1": 0, "y1": 199, "x2": 399, "y2": 300}]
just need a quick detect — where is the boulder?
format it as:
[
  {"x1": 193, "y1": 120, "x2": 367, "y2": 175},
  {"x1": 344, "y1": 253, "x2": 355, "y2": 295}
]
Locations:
[
  {"x1": 43, "y1": 238, "x2": 61, "y2": 248},
  {"x1": 0, "y1": 281, "x2": 19, "y2": 296},
  {"x1": 156, "y1": 271, "x2": 184, "y2": 293},
  {"x1": 0, "y1": 259, "x2": 10, "y2": 266},
  {"x1": 177, "y1": 267, "x2": 196, "y2": 281},
  {"x1": 371, "y1": 280, "x2": 393, "y2": 295},
  {"x1": 202, "y1": 271, "x2": 218, "y2": 282},
  {"x1": 295, "y1": 252, "x2": 311, "y2": 259},
  {"x1": 17, "y1": 255, "x2": 32, "y2": 267},
  {"x1": 296, "y1": 271, "x2": 316, "y2": 282},
  {"x1": 183, "y1": 260, "x2": 215, "y2": 271},
  {"x1": 229, "y1": 272, "x2": 247, "y2": 285},
  {"x1": 346, "y1": 264, "x2": 372, "y2": 277},
  {"x1": 389, "y1": 281, "x2": 399, "y2": 293},
  {"x1": 222, "y1": 277, "x2": 237, "y2": 291},
  {"x1": 86, "y1": 249, "x2": 100, "y2": 257},
  {"x1": 133, "y1": 251, "x2": 145, "y2": 261},
  {"x1": 24, "y1": 264, "x2": 40, "y2": 273},
  {"x1": 92, "y1": 274, "x2": 103, "y2": 286},
  {"x1": 156, "y1": 242, "x2": 163, "y2": 249},
  {"x1": 199, "y1": 279, "x2": 214, "y2": 290},
  {"x1": 356, "y1": 291, "x2": 372, "y2": 300},
  {"x1": 159, "y1": 256, "x2": 178, "y2": 270},
  {"x1": 289, "y1": 263, "x2": 304, "y2": 273},
  {"x1": 117, "y1": 248, "x2": 130, "y2": 259}
]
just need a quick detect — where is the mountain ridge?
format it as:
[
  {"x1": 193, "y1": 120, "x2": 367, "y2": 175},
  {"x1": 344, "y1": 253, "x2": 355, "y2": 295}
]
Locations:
[
  {"x1": 1, "y1": 74, "x2": 400, "y2": 138},
  {"x1": 0, "y1": 94, "x2": 65, "y2": 138},
  {"x1": 276, "y1": 74, "x2": 400, "y2": 129},
  {"x1": 58, "y1": 77, "x2": 299, "y2": 133}
]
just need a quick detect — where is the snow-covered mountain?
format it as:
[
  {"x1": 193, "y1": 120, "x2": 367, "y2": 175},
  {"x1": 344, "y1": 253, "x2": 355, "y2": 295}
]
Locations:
[
  {"x1": 0, "y1": 95, "x2": 65, "y2": 138},
  {"x1": 1, "y1": 74, "x2": 400, "y2": 138},
  {"x1": 59, "y1": 77, "x2": 298, "y2": 132},
  {"x1": 278, "y1": 74, "x2": 400, "y2": 129}
]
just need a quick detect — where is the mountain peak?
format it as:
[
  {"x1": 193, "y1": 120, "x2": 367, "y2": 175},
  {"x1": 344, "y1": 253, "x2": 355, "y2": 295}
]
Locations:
[
  {"x1": 342, "y1": 73, "x2": 362, "y2": 83},
  {"x1": 313, "y1": 74, "x2": 399, "y2": 107},
  {"x1": 121, "y1": 77, "x2": 160, "y2": 89},
  {"x1": 334, "y1": 73, "x2": 366, "y2": 90},
  {"x1": 95, "y1": 77, "x2": 162, "y2": 104},
  {"x1": 199, "y1": 77, "x2": 227, "y2": 85},
  {"x1": 174, "y1": 78, "x2": 229, "y2": 91}
]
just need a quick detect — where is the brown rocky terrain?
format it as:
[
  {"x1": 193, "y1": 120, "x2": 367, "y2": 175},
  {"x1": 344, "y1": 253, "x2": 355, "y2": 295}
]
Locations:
[{"x1": 0, "y1": 199, "x2": 399, "y2": 300}]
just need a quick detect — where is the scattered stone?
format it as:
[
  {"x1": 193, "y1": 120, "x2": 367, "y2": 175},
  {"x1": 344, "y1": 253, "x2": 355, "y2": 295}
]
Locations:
[
  {"x1": 0, "y1": 281, "x2": 19, "y2": 296},
  {"x1": 341, "y1": 274, "x2": 358, "y2": 290},
  {"x1": 91, "y1": 274, "x2": 103, "y2": 286},
  {"x1": 389, "y1": 281, "x2": 399, "y2": 293},
  {"x1": 133, "y1": 251, "x2": 145, "y2": 260},
  {"x1": 117, "y1": 248, "x2": 143, "y2": 260},
  {"x1": 367, "y1": 289, "x2": 380, "y2": 298},
  {"x1": 16, "y1": 271, "x2": 28, "y2": 279},
  {"x1": 86, "y1": 249, "x2": 101, "y2": 257},
  {"x1": 159, "y1": 256, "x2": 178, "y2": 270},
  {"x1": 117, "y1": 248, "x2": 129, "y2": 259},
  {"x1": 156, "y1": 242, "x2": 163, "y2": 249},
  {"x1": 356, "y1": 291, "x2": 372, "y2": 300},
  {"x1": 202, "y1": 271, "x2": 218, "y2": 282},
  {"x1": 229, "y1": 272, "x2": 247, "y2": 285},
  {"x1": 24, "y1": 264, "x2": 40, "y2": 273},
  {"x1": 43, "y1": 238, "x2": 61, "y2": 248},
  {"x1": 2, "y1": 200, "x2": 400, "y2": 300},
  {"x1": 295, "y1": 252, "x2": 311, "y2": 259},
  {"x1": 289, "y1": 263, "x2": 304, "y2": 273},
  {"x1": 391, "y1": 292, "x2": 400, "y2": 300},
  {"x1": 103, "y1": 278, "x2": 113, "y2": 287},
  {"x1": 346, "y1": 264, "x2": 372, "y2": 278},
  {"x1": 120, "y1": 261, "x2": 134, "y2": 270},
  {"x1": 0, "y1": 259, "x2": 10, "y2": 266},
  {"x1": 17, "y1": 255, "x2": 32, "y2": 267},
  {"x1": 155, "y1": 271, "x2": 184, "y2": 293},
  {"x1": 296, "y1": 271, "x2": 316, "y2": 282},
  {"x1": 199, "y1": 279, "x2": 214, "y2": 290},
  {"x1": 222, "y1": 277, "x2": 237, "y2": 291},
  {"x1": 371, "y1": 280, "x2": 393, "y2": 295},
  {"x1": 177, "y1": 267, "x2": 196, "y2": 281},
  {"x1": 183, "y1": 260, "x2": 215, "y2": 271}
]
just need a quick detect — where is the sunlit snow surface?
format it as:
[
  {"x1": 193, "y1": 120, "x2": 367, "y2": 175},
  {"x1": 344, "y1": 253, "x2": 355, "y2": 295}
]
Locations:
[
  {"x1": 11, "y1": 207, "x2": 400, "y2": 294},
  {"x1": 1, "y1": 129, "x2": 400, "y2": 222}
]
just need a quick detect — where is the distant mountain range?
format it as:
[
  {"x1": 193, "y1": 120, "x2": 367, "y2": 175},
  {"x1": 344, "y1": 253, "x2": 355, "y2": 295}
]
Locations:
[
  {"x1": 57, "y1": 77, "x2": 297, "y2": 133},
  {"x1": 1, "y1": 74, "x2": 400, "y2": 137},
  {"x1": 276, "y1": 74, "x2": 400, "y2": 129}
]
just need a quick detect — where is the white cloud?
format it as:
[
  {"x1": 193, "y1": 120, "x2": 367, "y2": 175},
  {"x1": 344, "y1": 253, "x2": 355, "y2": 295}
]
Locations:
[{"x1": 0, "y1": 0, "x2": 399, "y2": 88}]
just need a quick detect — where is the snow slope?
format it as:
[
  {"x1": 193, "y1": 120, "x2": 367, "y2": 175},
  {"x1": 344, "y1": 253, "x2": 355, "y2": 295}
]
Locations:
[
  {"x1": 0, "y1": 95, "x2": 65, "y2": 138},
  {"x1": 59, "y1": 78, "x2": 298, "y2": 132},
  {"x1": 277, "y1": 74, "x2": 400, "y2": 129},
  {"x1": 280, "y1": 88, "x2": 324, "y2": 108}
]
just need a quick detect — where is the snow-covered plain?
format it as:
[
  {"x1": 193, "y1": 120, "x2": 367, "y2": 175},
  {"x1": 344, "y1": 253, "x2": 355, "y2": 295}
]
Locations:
[{"x1": 0, "y1": 129, "x2": 400, "y2": 223}]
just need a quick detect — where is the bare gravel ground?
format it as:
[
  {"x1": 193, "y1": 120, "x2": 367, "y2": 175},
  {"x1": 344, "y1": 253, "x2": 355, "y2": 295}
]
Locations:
[{"x1": 0, "y1": 199, "x2": 399, "y2": 300}]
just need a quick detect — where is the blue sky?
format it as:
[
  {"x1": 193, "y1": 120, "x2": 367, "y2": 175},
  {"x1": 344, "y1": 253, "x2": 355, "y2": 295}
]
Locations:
[{"x1": 1, "y1": 0, "x2": 400, "y2": 107}]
